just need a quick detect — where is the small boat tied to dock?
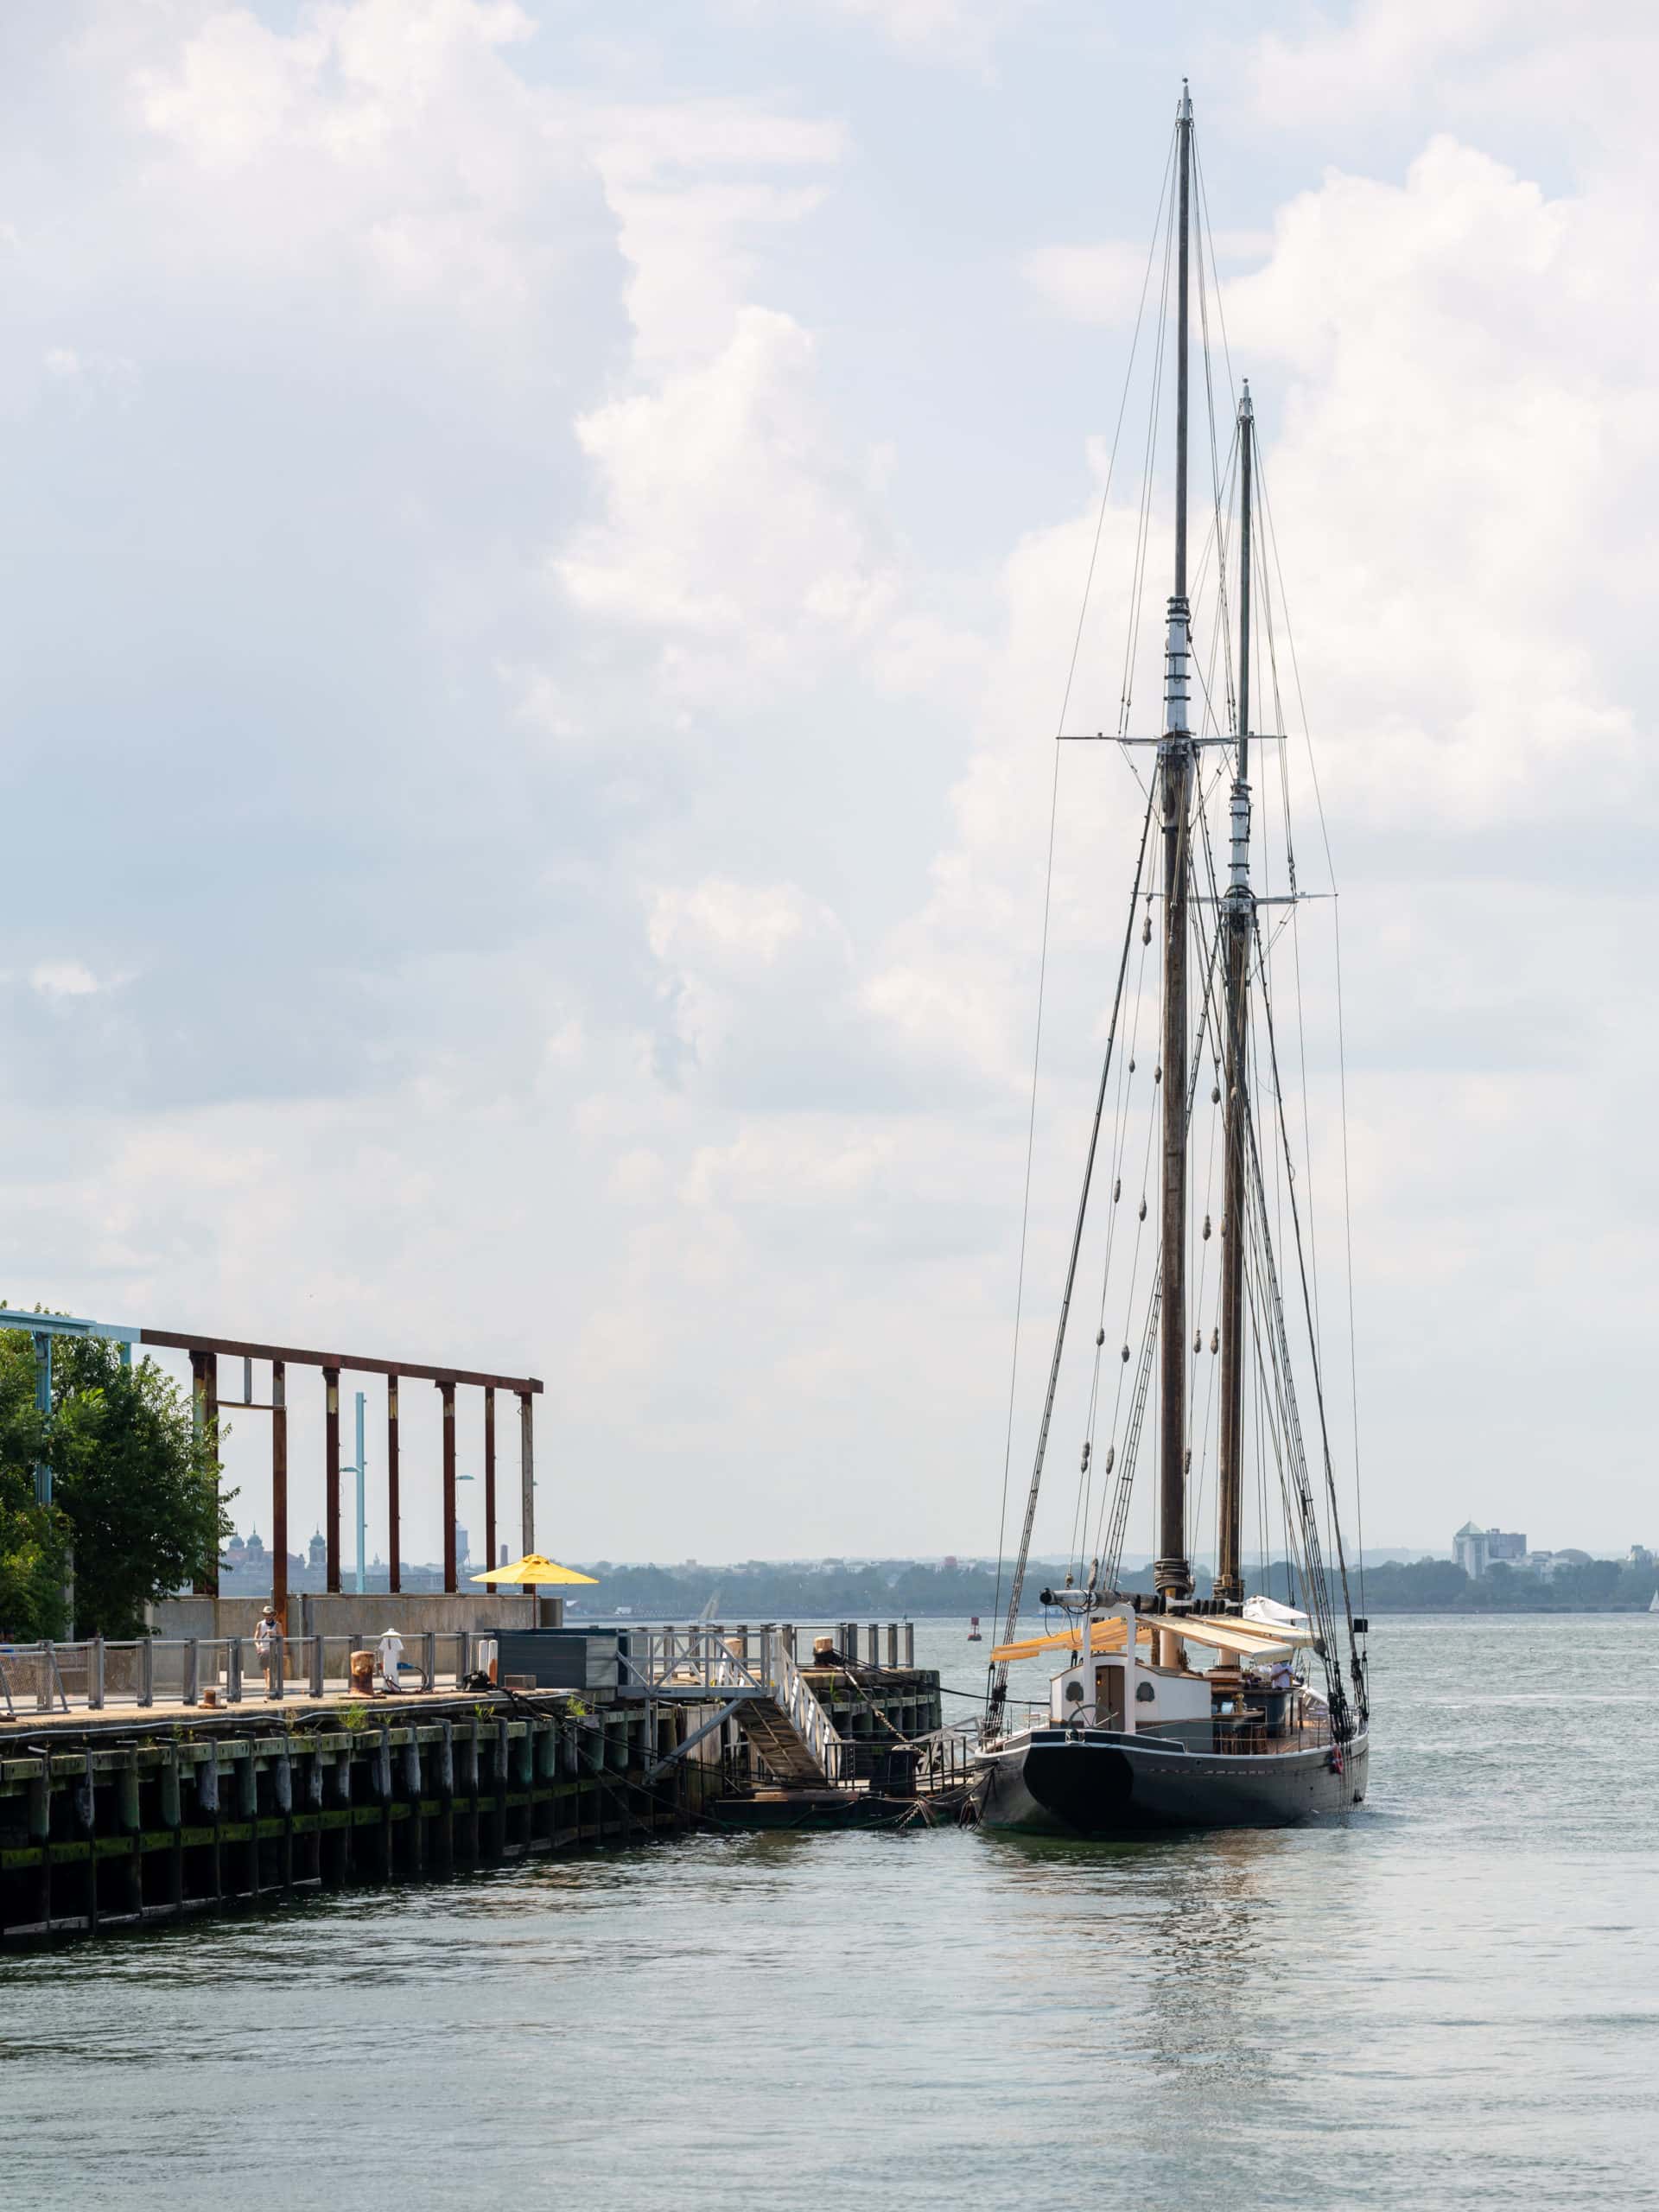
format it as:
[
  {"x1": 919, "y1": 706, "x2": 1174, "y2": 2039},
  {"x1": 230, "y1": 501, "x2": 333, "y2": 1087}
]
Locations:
[{"x1": 973, "y1": 84, "x2": 1370, "y2": 1838}]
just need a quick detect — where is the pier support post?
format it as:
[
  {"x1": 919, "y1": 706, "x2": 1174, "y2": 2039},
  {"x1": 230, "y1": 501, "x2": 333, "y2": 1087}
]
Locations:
[
  {"x1": 518, "y1": 1389, "x2": 534, "y2": 1597},
  {"x1": 272, "y1": 1359, "x2": 289, "y2": 1626},
  {"x1": 484, "y1": 1385, "x2": 496, "y2": 1582},
  {"x1": 324, "y1": 1366, "x2": 342, "y2": 1593},
  {"x1": 386, "y1": 1376, "x2": 401, "y2": 1595},
  {"x1": 275, "y1": 1738, "x2": 294, "y2": 1895},
  {"x1": 439, "y1": 1382, "x2": 457, "y2": 1593}
]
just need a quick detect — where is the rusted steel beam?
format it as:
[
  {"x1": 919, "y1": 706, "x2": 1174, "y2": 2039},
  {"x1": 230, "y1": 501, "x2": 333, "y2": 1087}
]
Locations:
[
  {"x1": 483, "y1": 1385, "x2": 496, "y2": 1584},
  {"x1": 139, "y1": 1328, "x2": 541, "y2": 1395},
  {"x1": 439, "y1": 1382, "x2": 457, "y2": 1595},
  {"x1": 271, "y1": 1358, "x2": 289, "y2": 1626},
  {"x1": 518, "y1": 1389, "x2": 534, "y2": 1599},
  {"x1": 190, "y1": 1351, "x2": 209, "y2": 1596},
  {"x1": 324, "y1": 1365, "x2": 341, "y2": 1595},
  {"x1": 386, "y1": 1376, "x2": 401, "y2": 1597}
]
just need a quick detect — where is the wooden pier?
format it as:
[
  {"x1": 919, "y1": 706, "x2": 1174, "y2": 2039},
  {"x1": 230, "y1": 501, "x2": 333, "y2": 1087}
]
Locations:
[{"x1": 0, "y1": 1628, "x2": 954, "y2": 1944}]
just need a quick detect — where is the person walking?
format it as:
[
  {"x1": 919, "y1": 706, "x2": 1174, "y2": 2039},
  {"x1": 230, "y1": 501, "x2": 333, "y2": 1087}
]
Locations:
[{"x1": 254, "y1": 1604, "x2": 283, "y2": 1699}]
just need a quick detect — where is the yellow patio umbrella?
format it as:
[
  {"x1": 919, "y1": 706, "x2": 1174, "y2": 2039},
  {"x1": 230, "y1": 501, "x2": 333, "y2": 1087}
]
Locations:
[{"x1": 470, "y1": 1553, "x2": 598, "y2": 1586}]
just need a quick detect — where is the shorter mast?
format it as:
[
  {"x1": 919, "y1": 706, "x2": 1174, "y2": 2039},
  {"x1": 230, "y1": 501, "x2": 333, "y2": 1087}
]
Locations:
[{"x1": 1215, "y1": 381, "x2": 1255, "y2": 1610}]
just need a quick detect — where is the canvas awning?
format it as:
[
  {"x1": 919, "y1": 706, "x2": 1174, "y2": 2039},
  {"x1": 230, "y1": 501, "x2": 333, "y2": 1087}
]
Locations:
[
  {"x1": 991, "y1": 1617, "x2": 1152, "y2": 1664},
  {"x1": 992, "y1": 1611, "x2": 1316, "y2": 1665}
]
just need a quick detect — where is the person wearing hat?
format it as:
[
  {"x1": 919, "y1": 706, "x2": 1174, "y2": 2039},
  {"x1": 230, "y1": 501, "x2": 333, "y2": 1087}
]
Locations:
[{"x1": 253, "y1": 1604, "x2": 283, "y2": 1698}]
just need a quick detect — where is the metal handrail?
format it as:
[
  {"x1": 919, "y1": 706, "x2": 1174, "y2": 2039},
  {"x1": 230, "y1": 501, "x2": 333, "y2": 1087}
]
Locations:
[{"x1": 0, "y1": 1630, "x2": 477, "y2": 1714}]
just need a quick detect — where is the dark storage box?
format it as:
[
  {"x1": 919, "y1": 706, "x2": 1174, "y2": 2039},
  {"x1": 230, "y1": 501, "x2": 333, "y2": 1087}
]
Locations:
[{"x1": 490, "y1": 1628, "x2": 630, "y2": 1691}]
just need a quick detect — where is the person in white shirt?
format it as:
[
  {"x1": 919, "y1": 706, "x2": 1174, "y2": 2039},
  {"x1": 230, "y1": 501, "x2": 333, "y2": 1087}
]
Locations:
[{"x1": 253, "y1": 1605, "x2": 282, "y2": 1697}]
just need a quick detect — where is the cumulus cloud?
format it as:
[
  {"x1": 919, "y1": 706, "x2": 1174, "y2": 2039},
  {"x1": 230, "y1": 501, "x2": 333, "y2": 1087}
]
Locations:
[{"x1": 4, "y1": 0, "x2": 1657, "y2": 1565}]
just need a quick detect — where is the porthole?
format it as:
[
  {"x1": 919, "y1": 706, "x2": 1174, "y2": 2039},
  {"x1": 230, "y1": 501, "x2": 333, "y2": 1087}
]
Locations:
[{"x1": 1135, "y1": 1681, "x2": 1155, "y2": 1704}]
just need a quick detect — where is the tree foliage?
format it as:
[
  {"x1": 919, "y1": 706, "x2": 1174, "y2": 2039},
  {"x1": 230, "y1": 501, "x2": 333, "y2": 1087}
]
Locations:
[{"x1": 0, "y1": 1324, "x2": 232, "y2": 1638}]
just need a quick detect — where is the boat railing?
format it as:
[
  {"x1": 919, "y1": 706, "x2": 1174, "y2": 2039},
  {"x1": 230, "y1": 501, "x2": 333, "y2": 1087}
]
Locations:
[{"x1": 612, "y1": 1620, "x2": 917, "y2": 1670}]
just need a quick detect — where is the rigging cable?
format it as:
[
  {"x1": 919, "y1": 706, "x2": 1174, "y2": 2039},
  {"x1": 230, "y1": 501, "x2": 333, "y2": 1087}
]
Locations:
[{"x1": 990, "y1": 126, "x2": 1178, "y2": 1663}]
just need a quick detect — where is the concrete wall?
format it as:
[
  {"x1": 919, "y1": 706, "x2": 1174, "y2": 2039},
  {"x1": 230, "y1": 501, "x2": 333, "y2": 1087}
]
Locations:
[{"x1": 152, "y1": 1593, "x2": 565, "y2": 1639}]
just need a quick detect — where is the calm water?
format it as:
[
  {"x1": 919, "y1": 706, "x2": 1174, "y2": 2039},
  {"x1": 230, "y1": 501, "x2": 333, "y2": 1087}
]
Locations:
[{"x1": 4, "y1": 1614, "x2": 1656, "y2": 2209}]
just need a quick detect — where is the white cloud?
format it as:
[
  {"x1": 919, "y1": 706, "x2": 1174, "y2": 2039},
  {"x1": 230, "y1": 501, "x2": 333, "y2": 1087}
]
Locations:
[
  {"x1": 5, "y1": 0, "x2": 1659, "y2": 1567},
  {"x1": 31, "y1": 961, "x2": 111, "y2": 999}
]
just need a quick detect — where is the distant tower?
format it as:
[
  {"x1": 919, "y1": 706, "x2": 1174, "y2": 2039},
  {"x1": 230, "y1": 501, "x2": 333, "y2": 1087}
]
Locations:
[
  {"x1": 245, "y1": 1527, "x2": 265, "y2": 1562},
  {"x1": 308, "y1": 1528, "x2": 326, "y2": 1572}
]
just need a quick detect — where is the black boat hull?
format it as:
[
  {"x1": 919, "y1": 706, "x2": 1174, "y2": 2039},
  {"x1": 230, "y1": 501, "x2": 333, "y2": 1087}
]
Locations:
[{"x1": 972, "y1": 1726, "x2": 1368, "y2": 1836}]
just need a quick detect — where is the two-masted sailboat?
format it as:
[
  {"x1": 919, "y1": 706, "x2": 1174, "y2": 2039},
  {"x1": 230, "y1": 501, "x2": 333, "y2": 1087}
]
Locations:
[{"x1": 972, "y1": 86, "x2": 1370, "y2": 1835}]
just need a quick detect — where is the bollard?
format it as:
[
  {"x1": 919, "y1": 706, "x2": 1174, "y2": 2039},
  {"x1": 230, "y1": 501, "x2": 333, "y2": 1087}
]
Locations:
[
  {"x1": 422, "y1": 1630, "x2": 436, "y2": 1693},
  {"x1": 139, "y1": 1637, "x2": 154, "y2": 1708},
  {"x1": 183, "y1": 1638, "x2": 200, "y2": 1707},
  {"x1": 271, "y1": 1631, "x2": 285, "y2": 1703},
  {"x1": 227, "y1": 1638, "x2": 243, "y2": 1704},
  {"x1": 308, "y1": 1636, "x2": 324, "y2": 1700},
  {"x1": 91, "y1": 1635, "x2": 105, "y2": 1710}
]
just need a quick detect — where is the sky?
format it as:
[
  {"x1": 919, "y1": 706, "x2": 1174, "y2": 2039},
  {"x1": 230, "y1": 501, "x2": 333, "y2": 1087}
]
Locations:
[{"x1": 0, "y1": 0, "x2": 1654, "y2": 1567}]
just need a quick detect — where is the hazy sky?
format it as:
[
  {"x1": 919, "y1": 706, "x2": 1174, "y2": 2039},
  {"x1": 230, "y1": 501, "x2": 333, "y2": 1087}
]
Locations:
[{"x1": 2, "y1": 0, "x2": 1652, "y2": 1566}]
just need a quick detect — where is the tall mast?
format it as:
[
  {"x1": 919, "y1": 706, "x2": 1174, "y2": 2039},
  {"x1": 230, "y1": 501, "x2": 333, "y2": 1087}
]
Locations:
[
  {"x1": 1216, "y1": 381, "x2": 1254, "y2": 1609},
  {"x1": 1155, "y1": 81, "x2": 1195, "y2": 1642}
]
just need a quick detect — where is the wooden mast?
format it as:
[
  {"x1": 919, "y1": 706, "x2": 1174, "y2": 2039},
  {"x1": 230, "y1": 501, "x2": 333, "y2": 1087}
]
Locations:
[
  {"x1": 1154, "y1": 82, "x2": 1196, "y2": 1656},
  {"x1": 1215, "y1": 381, "x2": 1254, "y2": 1610}
]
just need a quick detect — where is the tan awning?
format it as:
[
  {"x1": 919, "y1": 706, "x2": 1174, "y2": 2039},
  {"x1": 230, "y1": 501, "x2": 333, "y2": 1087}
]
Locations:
[
  {"x1": 990, "y1": 1618, "x2": 1153, "y2": 1664},
  {"x1": 992, "y1": 1612, "x2": 1314, "y2": 1665}
]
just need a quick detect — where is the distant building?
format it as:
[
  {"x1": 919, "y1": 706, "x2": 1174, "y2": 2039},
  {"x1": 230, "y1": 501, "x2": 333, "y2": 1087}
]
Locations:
[
  {"x1": 1629, "y1": 1545, "x2": 1655, "y2": 1571},
  {"x1": 1453, "y1": 1523, "x2": 1528, "y2": 1578}
]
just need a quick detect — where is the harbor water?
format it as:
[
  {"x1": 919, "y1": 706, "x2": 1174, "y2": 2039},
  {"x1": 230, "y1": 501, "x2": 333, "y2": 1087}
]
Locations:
[{"x1": 3, "y1": 1612, "x2": 1656, "y2": 2209}]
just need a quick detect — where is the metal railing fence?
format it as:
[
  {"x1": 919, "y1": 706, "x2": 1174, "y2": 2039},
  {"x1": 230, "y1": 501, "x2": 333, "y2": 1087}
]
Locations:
[{"x1": 0, "y1": 1630, "x2": 484, "y2": 1716}]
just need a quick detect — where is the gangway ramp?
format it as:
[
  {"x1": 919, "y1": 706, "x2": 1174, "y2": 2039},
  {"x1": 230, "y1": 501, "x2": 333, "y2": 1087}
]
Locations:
[{"x1": 624, "y1": 1625, "x2": 842, "y2": 1785}]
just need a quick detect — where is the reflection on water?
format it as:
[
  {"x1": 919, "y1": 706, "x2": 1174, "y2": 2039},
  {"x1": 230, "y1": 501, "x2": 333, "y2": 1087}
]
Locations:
[{"x1": 3, "y1": 1615, "x2": 1657, "y2": 2209}]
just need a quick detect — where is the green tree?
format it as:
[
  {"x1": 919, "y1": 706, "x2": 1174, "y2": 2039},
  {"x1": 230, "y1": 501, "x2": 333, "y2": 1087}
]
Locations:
[
  {"x1": 0, "y1": 1333, "x2": 67, "y2": 1637},
  {"x1": 0, "y1": 1325, "x2": 232, "y2": 1638}
]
